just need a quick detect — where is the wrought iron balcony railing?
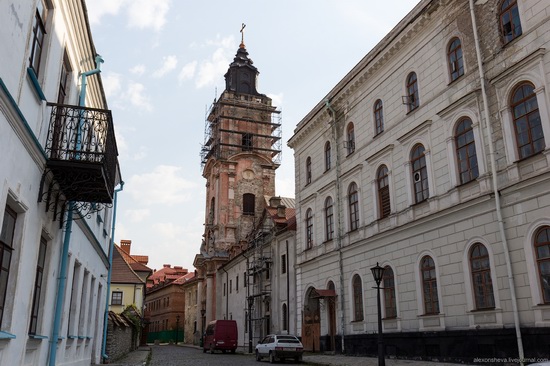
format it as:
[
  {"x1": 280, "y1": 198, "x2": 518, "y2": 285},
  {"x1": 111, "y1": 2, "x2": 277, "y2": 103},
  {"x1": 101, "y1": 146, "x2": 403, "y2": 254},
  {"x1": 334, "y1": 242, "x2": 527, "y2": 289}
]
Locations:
[{"x1": 43, "y1": 102, "x2": 119, "y2": 204}]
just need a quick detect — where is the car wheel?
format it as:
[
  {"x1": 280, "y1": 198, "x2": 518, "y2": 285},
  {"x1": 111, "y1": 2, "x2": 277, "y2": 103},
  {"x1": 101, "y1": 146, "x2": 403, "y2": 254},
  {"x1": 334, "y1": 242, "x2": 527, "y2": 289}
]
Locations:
[
  {"x1": 294, "y1": 355, "x2": 302, "y2": 363},
  {"x1": 202, "y1": 348, "x2": 206, "y2": 353},
  {"x1": 255, "y1": 350, "x2": 262, "y2": 361},
  {"x1": 210, "y1": 344, "x2": 215, "y2": 354},
  {"x1": 231, "y1": 349, "x2": 236, "y2": 354},
  {"x1": 269, "y1": 352, "x2": 276, "y2": 363}
]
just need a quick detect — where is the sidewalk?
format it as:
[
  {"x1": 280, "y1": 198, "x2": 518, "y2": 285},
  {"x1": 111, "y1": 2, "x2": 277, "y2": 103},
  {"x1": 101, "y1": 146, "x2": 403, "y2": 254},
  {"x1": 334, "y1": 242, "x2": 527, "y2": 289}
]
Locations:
[
  {"x1": 103, "y1": 344, "x2": 475, "y2": 366},
  {"x1": 303, "y1": 353, "x2": 473, "y2": 366},
  {"x1": 94, "y1": 346, "x2": 150, "y2": 366}
]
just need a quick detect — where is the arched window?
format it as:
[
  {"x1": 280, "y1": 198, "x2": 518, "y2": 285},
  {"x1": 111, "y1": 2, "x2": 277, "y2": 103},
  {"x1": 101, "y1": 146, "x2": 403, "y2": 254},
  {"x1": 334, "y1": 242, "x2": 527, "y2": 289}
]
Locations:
[
  {"x1": 305, "y1": 209, "x2": 313, "y2": 250},
  {"x1": 306, "y1": 157, "x2": 312, "y2": 185},
  {"x1": 352, "y1": 274, "x2": 364, "y2": 321},
  {"x1": 325, "y1": 197, "x2": 334, "y2": 241},
  {"x1": 500, "y1": 0, "x2": 522, "y2": 44},
  {"x1": 377, "y1": 165, "x2": 391, "y2": 218},
  {"x1": 421, "y1": 255, "x2": 439, "y2": 314},
  {"x1": 406, "y1": 72, "x2": 419, "y2": 112},
  {"x1": 511, "y1": 82, "x2": 545, "y2": 159},
  {"x1": 535, "y1": 226, "x2": 550, "y2": 304},
  {"x1": 282, "y1": 303, "x2": 288, "y2": 331},
  {"x1": 448, "y1": 37, "x2": 464, "y2": 81},
  {"x1": 346, "y1": 123, "x2": 355, "y2": 155},
  {"x1": 455, "y1": 117, "x2": 479, "y2": 184},
  {"x1": 374, "y1": 99, "x2": 384, "y2": 135},
  {"x1": 243, "y1": 193, "x2": 255, "y2": 215},
  {"x1": 348, "y1": 182, "x2": 359, "y2": 231},
  {"x1": 209, "y1": 197, "x2": 215, "y2": 224},
  {"x1": 383, "y1": 266, "x2": 397, "y2": 318},
  {"x1": 324, "y1": 141, "x2": 332, "y2": 171},
  {"x1": 470, "y1": 243, "x2": 495, "y2": 309},
  {"x1": 411, "y1": 144, "x2": 429, "y2": 203}
]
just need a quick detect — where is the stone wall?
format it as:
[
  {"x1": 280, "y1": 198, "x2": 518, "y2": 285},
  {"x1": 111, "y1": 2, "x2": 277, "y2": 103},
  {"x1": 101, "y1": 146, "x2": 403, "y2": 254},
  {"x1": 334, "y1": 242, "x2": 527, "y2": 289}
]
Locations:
[{"x1": 105, "y1": 311, "x2": 140, "y2": 363}]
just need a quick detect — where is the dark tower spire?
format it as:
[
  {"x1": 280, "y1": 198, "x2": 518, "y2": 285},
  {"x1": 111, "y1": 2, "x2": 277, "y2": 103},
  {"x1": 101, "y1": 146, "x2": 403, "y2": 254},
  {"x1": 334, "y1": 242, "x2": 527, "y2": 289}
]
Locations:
[{"x1": 224, "y1": 23, "x2": 260, "y2": 95}]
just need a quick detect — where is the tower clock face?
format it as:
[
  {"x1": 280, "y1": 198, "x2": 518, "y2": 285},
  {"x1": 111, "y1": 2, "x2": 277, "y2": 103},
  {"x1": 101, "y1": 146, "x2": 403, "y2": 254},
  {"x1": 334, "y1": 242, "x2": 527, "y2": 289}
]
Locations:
[{"x1": 243, "y1": 169, "x2": 255, "y2": 180}]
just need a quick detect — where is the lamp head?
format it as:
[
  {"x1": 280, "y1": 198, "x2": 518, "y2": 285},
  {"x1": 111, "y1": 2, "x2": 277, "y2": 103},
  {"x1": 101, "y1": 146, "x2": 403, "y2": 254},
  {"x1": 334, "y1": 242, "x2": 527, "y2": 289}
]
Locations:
[{"x1": 371, "y1": 262, "x2": 385, "y2": 286}]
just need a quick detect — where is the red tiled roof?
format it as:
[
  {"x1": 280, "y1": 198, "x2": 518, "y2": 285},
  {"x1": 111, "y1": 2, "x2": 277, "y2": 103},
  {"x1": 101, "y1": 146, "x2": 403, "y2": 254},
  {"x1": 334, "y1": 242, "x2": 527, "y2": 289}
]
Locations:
[
  {"x1": 111, "y1": 246, "x2": 145, "y2": 284},
  {"x1": 117, "y1": 246, "x2": 152, "y2": 274}
]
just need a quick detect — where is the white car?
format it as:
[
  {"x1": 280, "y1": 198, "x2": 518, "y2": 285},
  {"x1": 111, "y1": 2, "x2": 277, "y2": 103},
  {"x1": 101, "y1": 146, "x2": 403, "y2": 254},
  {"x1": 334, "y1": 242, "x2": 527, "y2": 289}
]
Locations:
[{"x1": 255, "y1": 334, "x2": 304, "y2": 363}]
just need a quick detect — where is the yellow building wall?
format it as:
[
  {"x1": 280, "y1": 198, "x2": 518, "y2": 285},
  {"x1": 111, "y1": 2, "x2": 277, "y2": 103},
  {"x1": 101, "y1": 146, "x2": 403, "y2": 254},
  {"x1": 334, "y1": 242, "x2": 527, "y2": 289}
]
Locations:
[{"x1": 109, "y1": 283, "x2": 145, "y2": 314}]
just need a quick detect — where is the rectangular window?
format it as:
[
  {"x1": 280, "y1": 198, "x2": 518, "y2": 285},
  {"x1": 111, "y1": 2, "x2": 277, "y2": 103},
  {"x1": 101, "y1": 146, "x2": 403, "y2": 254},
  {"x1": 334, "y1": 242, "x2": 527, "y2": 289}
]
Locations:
[
  {"x1": 29, "y1": 0, "x2": 49, "y2": 76},
  {"x1": 111, "y1": 291, "x2": 123, "y2": 305},
  {"x1": 281, "y1": 254, "x2": 287, "y2": 274},
  {"x1": 223, "y1": 283, "x2": 226, "y2": 296},
  {"x1": 29, "y1": 236, "x2": 47, "y2": 334},
  {"x1": 236, "y1": 275, "x2": 239, "y2": 293},
  {"x1": 0, "y1": 207, "x2": 17, "y2": 326},
  {"x1": 229, "y1": 279, "x2": 232, "y2": 294}
]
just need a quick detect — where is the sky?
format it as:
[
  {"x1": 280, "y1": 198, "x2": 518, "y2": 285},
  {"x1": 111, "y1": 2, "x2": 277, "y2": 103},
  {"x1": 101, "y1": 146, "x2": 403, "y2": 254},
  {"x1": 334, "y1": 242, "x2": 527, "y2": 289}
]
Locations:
[{"x1": 85, "y1": 0, "x2": 419, "y2": 272}]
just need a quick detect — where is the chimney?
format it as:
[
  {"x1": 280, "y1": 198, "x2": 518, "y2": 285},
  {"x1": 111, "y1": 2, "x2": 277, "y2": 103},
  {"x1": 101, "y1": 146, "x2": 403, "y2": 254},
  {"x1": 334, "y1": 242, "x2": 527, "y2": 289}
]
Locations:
[
  {"x1": 269, "y1": 196, "x2": 282, "y2": 208},
  {"x1": 277, "y1": 205, "x2": 286, "y2": 218},
  {"x1": 163, "y1": 264, "x2": 171, "y2": 268},
  {"x1": 120, "y1": 240, "x2": 131, "y2": 254}
]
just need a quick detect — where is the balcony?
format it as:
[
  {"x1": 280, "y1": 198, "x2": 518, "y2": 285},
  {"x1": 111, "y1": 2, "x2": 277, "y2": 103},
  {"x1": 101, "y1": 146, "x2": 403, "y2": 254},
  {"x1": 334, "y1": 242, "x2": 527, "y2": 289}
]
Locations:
[{"x1": 43, "y1": 103, "x2": 119, "y2": 204}]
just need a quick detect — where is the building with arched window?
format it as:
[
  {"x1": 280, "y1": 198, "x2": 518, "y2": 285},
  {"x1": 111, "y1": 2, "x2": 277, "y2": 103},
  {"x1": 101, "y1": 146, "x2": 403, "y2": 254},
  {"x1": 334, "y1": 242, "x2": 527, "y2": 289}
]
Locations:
[
  {"x1": 195, "y1": 36, "x2": 287, "y2": 350},
  {"x1": 288, "y1": 0, "x2": 550, "y2": 362}
]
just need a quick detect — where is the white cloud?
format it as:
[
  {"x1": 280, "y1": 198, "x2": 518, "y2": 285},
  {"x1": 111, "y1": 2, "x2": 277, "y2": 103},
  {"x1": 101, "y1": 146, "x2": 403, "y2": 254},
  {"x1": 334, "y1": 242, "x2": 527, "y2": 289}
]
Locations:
[
  {"x1": 125, "y1": 208, "x2": 151, "y2": 223},
  {"x1": 127, "y1": 165, "x2": 198, "y2": 205},
  {"x1": 86, "y1": 0, "x2": 126, "y2": 24},
  {"x1": 152, "y1": 55, "x2": 178, "y2": 78},
  {"x1": 152, "y1": 222, "x2": 184, "y2": 240},
  {"x1": 196, "y1": 47, "x2": 232, "y2": 89},
  {"x1": 178, "y1": 61, "x2": 197, "y2": 83},
  {"x1": 268, "y1": 93, "x2": 284, "y2": 108},
  {"x1": 124, "y1": 82, "x2": 152, "y2": 111},
  {"x1": 126, "y1": 0, "x2": 171, "y2": 31},
  {"x1": 102, "y1": 73, "x2": 122, "y2": 98},
  {"x1": 129, "y1": 64, "x2": 146, "y2": 76}
]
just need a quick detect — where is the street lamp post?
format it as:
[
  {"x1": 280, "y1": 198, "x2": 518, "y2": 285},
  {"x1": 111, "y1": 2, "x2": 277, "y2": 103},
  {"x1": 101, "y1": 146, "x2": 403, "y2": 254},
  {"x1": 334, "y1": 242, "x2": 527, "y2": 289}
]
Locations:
[
  {"x1": 247, "y1": 296, "x2": 254, "y2": 354},
  {"x1": 175, "y1": 315, "x2": 180, "y2": 345},
  {"x1": 371, "y1": 262, "x2": 386, "y2": 366}
]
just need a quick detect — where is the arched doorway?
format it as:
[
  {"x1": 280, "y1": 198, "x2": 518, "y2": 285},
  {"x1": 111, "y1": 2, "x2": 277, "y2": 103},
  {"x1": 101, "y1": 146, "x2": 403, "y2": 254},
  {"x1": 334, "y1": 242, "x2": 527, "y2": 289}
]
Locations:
[{"x1": 302, "y1": 287, "x2": 320, "y2": 352}]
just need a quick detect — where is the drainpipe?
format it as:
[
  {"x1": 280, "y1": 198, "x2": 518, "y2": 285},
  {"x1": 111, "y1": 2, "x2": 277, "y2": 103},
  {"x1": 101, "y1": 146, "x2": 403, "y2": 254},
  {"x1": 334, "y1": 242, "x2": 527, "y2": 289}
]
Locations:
[
  {"x1": 222, "y1": 267, "x2": 229, "y2": 318},
  {"x1": 48, "y1": 55, "x2": 105, "y2": 366},
  {"x1": 286, "y1": 240, "x2": 290, "y2": 333},
  {"x1": 101, "y1": 182, "x2": 124, "y2": 361},
  {"x1": 76, "y1": 55, "x2": 104, "y2": 152},
  {"x1": 48, "y1": 202, "x2": 74, "y2": 366},
  {"x1": 325, "y1": 99, "x2": 345, "y2": 353},
  {"x1": 468, "y1": 2, "x2": 525, "y2": 364}
]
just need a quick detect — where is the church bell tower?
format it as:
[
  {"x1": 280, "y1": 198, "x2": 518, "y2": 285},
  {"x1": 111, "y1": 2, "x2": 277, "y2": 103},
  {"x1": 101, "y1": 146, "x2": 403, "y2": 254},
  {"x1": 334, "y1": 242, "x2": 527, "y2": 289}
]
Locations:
[{"x1": 195, "y1": 25, "x2": 282, "y2": 324}]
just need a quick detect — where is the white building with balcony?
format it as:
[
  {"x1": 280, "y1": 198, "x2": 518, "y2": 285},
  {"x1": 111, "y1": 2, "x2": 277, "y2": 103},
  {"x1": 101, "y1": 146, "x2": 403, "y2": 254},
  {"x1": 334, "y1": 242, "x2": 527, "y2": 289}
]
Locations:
[{"x1": 0, "y1": 0, "x2": 121, "y2": 365}]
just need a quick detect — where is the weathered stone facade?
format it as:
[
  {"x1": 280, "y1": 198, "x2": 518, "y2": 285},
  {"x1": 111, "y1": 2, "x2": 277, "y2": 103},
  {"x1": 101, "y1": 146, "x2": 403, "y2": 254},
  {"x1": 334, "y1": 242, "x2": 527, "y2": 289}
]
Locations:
[
  {"x1": 195, "y1": 41, "x2": 282, "y2": 327},
  {"x1": 288, "y1": 0, "x2": 550, "y2": 363}
]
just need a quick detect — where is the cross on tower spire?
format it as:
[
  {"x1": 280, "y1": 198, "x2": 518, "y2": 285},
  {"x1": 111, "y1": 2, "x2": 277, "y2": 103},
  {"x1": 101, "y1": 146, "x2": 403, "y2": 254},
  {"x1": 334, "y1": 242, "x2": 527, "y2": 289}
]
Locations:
[{"x1": 240, "y1": 23, "x2": 246, "y2": 48}]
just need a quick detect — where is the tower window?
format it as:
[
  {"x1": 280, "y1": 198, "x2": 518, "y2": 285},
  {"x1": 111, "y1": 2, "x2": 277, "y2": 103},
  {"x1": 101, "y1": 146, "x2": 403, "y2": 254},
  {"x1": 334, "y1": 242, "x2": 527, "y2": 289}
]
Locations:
[
  {"x1": 243, "y1": 193, "x2": 255, "y2": 215},
  {"x1": 242, "y1": 133, "x2": 253, "y2": 151}
]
